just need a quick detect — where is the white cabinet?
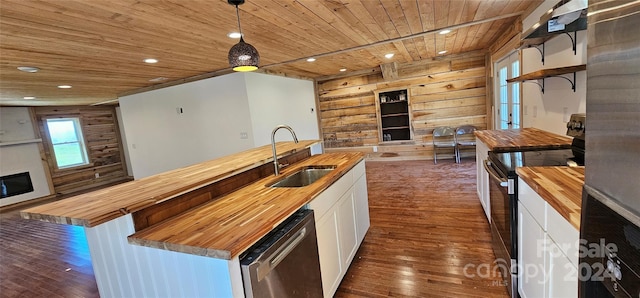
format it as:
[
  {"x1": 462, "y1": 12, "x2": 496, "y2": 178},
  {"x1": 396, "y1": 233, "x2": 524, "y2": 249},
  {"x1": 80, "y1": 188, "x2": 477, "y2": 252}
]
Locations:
[
  {"x1": 518, "y1": 177, "x2": 578, "y2": 298},
  {"x1": 354, "y1": 174, "x2": 370, "y2": 244},
  {"x1": 518, "y1": 201, "x2": 547, "y2": 298},
  {"x1": 476, "y1": 137, "x2": 490, "y2": 222},
  {"x1": 337, "y1": 191, "x2": 358, "y2": 267},
  {"x1": 308, "y1": 160, "x2": 369, "y2": 298},
  {"x1": 314, "y1": 208, "x2": 343, "y2": 295}
]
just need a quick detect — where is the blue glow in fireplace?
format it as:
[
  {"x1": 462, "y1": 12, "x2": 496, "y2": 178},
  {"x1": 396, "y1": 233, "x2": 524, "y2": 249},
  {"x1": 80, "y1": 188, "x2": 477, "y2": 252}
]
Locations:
[{"x1": 1, "y1": 172, "x2": 34, "y2": 198}]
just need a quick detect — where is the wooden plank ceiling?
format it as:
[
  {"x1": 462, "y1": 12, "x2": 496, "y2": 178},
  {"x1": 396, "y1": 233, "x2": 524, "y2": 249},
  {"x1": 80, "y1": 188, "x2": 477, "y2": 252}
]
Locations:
[{"x1": 0, "y1": 0, "x2": 541, "y2": 106}]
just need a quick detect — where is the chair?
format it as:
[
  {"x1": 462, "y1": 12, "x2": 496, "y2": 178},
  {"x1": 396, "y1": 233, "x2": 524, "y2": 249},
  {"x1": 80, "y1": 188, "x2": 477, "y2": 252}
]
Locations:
[
  {"x1": 432, "y1": 126, "x2": 456, "y2": 164},
  {"x1": 455, "y1": 125, "x2": 477, "y2": 163}
]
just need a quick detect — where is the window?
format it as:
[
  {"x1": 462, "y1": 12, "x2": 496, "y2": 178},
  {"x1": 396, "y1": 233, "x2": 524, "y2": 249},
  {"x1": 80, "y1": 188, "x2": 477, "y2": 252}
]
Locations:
[
  {"x1": 46, "y1": 118, "x2": 89, "y2": 169},
  {"x1": 495, "y1": 52, "x2": 521, "y2": 129}
]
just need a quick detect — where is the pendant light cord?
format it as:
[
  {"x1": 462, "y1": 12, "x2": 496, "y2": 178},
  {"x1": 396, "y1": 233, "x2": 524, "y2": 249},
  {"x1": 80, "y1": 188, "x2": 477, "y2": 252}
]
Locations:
[{"x1": 235, "y1": 5, "x2": 243, "y2": 37}]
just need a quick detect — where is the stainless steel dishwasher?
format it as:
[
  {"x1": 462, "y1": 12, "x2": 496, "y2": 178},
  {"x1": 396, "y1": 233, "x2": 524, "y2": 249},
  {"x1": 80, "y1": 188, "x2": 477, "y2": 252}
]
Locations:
[{"x1": 240, "y1": 209, "x2": 323, "y2": 298}]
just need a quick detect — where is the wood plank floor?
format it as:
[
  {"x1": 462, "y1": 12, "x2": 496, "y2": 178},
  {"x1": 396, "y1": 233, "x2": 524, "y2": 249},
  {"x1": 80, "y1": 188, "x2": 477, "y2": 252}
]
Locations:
[
  {"x1": 0, "y1": 159, "x2": 507, "y2": 297},
  {"x1": 335, "y1": 160, "x2": 508, "y2": 298}
]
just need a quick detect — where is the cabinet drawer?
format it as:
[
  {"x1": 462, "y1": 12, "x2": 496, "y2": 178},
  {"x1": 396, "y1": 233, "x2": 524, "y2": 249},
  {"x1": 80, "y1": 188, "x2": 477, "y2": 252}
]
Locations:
[
  {"x1": 308, "y1": 170, "x2": 353, "y2": 219},
  {"x1": 546, "y1": 204, "x2": 580, "y2": 267},
  {"x1": 351, "y1": 160, "x2": 365, "y2": 180},
  {"x1": 518, "y1": 178, "x2": 546, "y2": 230}
]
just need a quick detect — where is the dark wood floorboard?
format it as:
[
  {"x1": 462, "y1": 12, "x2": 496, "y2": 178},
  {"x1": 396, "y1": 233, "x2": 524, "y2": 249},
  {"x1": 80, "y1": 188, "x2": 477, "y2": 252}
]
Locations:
[
  {"x1": 335, "y1": 160, "x2": 508, "y2": 298},
  {"x1": 0, "y1": 159, "x2": 506, "y2": 297}
]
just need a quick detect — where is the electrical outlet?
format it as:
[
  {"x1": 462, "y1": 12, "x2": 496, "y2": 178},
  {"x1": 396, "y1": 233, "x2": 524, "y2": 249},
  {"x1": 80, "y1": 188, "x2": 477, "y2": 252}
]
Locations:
[
  {"x1": 373, "y1": 146, "x2": 378, "y2": 152},
  {"x1": 240, "y1": 132, "x2": 248, "y2": 139},
  {"x1": 563, "y1": 107, "x2": 569, "y2": 122},
  {"x1": 533, "y1": 106, "x2": 538, "y2": 118},
  {"x1": 95, "y1": 173, "x2": 100, "y2": 178}
]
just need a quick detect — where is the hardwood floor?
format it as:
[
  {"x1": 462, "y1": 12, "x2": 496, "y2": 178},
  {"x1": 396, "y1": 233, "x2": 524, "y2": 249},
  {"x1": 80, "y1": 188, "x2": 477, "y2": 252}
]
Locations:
[
  {"x1": 0, "y1": 159, "x2": 506, "y2": 297},
  {"x1": 335, "y1": 160, "x2": 508, "y2": 298}
]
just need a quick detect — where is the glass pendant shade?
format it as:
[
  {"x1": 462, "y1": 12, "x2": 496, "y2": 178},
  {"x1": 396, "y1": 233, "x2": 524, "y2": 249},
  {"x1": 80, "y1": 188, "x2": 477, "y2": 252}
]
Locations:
[{"x1": 228, "y1": 37, "x2": 259, "y2": 72}]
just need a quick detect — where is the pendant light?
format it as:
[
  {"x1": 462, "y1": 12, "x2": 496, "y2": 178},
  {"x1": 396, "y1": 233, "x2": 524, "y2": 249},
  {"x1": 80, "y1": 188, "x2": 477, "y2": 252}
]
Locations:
[{"x1": 228, "y1": 0, "x2": 259, "y2": 72}]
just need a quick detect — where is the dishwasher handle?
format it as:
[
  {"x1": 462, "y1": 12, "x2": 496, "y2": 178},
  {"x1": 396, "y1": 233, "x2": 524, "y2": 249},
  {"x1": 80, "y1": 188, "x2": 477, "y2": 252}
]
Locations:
[
  {"x1": 256, "y1": 226, "x2": 307, "y2": 281},
  {"x1": 483, "y1": 160, "x2": 508, "y2": 187}
]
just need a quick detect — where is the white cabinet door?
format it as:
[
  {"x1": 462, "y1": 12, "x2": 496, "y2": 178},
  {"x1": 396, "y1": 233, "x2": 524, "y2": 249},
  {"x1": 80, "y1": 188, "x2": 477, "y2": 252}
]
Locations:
[
  {"x1": 546, "y1": 234, "x2": 578, "y2": 298},
  {"x1": 518, "y1": 202, "x2": 547, "y2": 298},
  {"x1": 476, "y1": 138, "x2": 490, "y2": 222},
  {"x1": 353, "y1": 174, "x2": 370, "y2": 244},
  {"x1": 310, "y1": 160, "x2": 370, "y2": 298},
  {"x1": 315, "y1": 210, "x2": 343, "y2": 298},
  {"x1": 337, "y1": 191, "x2": 358, "y2": 267}
]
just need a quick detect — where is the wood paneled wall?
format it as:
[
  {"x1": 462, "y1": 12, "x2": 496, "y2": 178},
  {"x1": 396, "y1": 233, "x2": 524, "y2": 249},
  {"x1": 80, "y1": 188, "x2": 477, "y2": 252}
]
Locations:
[
  {"x1": 34, "y1": 106, "x2": 129, "y2": 194},
  {"x1": 317, "y1": 51, "x2": 488, "y2": 161}
]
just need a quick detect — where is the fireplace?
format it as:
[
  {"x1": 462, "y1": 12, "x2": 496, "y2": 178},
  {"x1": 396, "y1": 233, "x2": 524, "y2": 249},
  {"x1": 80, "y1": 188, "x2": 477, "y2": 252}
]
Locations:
[{"x1": 1, "y1": 172, "x2": 34, "y2": 198}]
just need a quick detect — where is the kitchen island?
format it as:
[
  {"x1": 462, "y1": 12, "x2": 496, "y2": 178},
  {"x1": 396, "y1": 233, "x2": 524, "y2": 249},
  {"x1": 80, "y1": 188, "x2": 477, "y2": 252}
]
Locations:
[{"x1": 21, "y1": 141, "x2": 369, "y2": 298}]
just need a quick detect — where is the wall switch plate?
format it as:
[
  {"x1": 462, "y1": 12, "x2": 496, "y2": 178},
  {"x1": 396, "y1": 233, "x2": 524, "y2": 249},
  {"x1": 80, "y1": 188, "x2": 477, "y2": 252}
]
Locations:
[
  {"x1": 533, "y1": 106, "x2": 538, "y2": 118},
  {"x1": 373, "y1": 146, "x2": 378, "y2": 152},
  {"x1": 95, "y1": 173, "x2": 100, "y2": 178}
]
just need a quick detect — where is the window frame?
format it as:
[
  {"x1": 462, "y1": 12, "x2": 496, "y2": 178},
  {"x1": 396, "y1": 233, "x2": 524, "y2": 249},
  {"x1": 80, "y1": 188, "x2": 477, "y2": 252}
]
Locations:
[{"x1": 44, "y1": 116, "x2": 92, "y2": 171}]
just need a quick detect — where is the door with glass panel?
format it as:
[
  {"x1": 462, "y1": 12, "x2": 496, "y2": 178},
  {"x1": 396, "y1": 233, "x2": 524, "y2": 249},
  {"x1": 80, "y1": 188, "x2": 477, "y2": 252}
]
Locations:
[{"x1": 495, "y1": 52, "x2": 520, "y2": 129}]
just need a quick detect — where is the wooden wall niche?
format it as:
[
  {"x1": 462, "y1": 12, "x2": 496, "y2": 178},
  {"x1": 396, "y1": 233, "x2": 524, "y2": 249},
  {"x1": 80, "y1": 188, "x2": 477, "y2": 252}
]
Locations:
[
  {"x1": 317, "y1": 51, "x2": 488, "y2": 161},
  {"x1": 35, "y1": 106, "x2": 129, "y2": 195},
  {"x1": 376, "y1": 89, "x2": 412, "y2": 142}
]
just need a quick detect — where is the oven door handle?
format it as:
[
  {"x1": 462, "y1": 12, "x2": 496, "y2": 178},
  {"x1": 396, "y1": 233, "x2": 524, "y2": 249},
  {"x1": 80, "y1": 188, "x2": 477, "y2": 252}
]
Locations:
[{"x1": 483, "y1": 160, "x2": 508, "y2": 187}]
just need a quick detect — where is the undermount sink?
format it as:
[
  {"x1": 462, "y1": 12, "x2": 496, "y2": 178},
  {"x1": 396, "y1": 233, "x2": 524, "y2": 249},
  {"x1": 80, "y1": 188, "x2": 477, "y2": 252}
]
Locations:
[{"x1": 269, "y1": 165, "x2": 337, "y2": 188}]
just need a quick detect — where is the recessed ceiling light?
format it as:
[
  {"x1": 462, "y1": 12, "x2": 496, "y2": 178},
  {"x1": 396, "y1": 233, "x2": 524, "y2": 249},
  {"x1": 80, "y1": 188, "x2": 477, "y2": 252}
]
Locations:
[
  {"x1": 17, "y1": 66, "x2": 40, "y2": 73},
  {"x1": 339, "y1": 68, "x2": 347, "y2": 72},
  {"x1": 439, "y1": 29, "x2": 451, "y2": 35},
  {"x1": 384, "y1": 53, "x2": 394, "y2": 59},
  {"x1": 23, "y1": 96, "x2": 36, "y2": 100},
  {"x1": 144, "y1": 58, "x2": 158, "y2": 64},
  {"x1": 307, "y1": 58, "x2": 316, "y2": 62},
  {"x1": 227, "y1": 32, "x2": 242, "y2": 38},
  {"x1": 149, "y1": 77, "x2": 168, "y2": 82},
  {"x1": 438, "y1": 50, "x2": 447, "y2": 55},
  {"x1": 57, "y1": 85, "x2": 72, "y2": 89}
]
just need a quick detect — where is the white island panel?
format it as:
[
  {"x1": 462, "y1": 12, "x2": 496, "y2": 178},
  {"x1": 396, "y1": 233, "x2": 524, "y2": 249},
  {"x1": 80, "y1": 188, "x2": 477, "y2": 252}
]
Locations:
[{"x1": 85, "y1": 214, "x2": 242, "y2": 298}]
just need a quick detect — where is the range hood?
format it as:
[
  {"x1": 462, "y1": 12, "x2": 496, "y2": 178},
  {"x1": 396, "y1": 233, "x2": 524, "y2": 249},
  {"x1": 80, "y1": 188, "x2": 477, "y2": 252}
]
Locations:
[{"x1": 522, "y1": 0, "x2": 588, "y2": 43}]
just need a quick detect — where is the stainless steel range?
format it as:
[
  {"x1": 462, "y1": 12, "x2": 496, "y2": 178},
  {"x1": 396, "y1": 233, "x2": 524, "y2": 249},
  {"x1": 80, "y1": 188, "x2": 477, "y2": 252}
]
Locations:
[{"x1": 485, "y1": 115, "x2": 586, "y2": 298}]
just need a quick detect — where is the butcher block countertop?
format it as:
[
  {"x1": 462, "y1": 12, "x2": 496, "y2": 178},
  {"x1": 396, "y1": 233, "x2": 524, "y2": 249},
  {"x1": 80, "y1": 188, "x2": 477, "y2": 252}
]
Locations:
[
  {"x1": 128, "y1": 152, "x2": 364, "y2": 260},
  {"x1": 474, "y1": 128, "x2": 572, "y2": 152},
  {"x1": 21, "y1": 141, "x2": 319, "y2": 227},
  {"x1": 516, "y1": 166, "x2": 585, "y2": 230}
]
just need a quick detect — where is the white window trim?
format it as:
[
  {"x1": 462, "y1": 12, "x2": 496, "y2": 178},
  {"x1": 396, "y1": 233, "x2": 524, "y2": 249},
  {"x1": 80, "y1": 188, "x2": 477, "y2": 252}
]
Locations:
[{"x1": 45, "y1": 117, "x2": 90, "y2": 170}]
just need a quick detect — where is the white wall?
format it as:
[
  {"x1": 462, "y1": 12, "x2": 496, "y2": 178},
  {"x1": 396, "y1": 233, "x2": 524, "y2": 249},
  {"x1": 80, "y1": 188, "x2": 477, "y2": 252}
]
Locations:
[
  {"x1": 118, "y1": 72, "x2": 321, "y2": 179},
  {"x1": 0, "y1": 107, "x2": 51, "y2": 206},
  {"x1": 119, "y1": 73, "x2": 255, "y2": 179},
  {"x1": 115, "y1": 107, "x2": 133, "y2": 177},
  {"x1": 520, "y1": 0, "x2": 587, "y2": 135},
  {"x1": 244, "y1": 73, "x2": 321, "y2": 151}
]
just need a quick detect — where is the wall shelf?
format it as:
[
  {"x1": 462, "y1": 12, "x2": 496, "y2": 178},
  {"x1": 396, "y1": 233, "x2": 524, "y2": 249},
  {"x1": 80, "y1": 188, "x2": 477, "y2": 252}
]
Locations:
[
  {"x1": 375, "y1": 89, "x2": 412, "y2": 142},
  {"x1": 507, "y1": 64, "x2": 586, "y2": 93}
]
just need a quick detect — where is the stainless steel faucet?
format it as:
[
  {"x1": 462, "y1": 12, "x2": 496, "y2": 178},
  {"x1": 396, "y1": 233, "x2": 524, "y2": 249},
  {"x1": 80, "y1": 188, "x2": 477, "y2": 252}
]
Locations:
[{"x1": 271, "y1": 125, "x2": 299, "y2": 176}]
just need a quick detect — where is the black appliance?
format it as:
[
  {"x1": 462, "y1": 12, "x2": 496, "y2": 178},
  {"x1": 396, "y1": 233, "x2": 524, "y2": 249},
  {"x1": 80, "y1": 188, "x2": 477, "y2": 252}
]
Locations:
[
  {"x1": 486, "y1": 143, "x2": 582, "y2": 297},
  {"x1": 579, "y1": 1, "x2": 640, "y2": 297}
]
